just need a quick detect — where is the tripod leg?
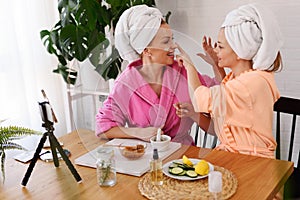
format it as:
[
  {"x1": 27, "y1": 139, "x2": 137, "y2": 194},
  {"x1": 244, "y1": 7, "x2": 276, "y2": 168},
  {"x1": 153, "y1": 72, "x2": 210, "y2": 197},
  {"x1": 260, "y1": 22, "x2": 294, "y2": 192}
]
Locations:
[
  {"x1": 48, "y1": 132, "x2": 82, "y2": 183},
  {"x1": 21, "y1": 132, "x2": 48, "y2": 186},
  {"x1": 49, "y1": 132, "x2": 59, "y2": 167}
]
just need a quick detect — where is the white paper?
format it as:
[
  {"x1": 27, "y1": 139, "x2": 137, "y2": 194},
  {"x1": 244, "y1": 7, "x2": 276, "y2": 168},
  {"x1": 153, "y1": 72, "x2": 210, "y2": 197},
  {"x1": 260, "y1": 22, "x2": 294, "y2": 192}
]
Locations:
[
  {"x1": 74, "y1": 138, "x2": 181, "y2": 176},
  {"x1": 14, "y1": 149, "x2": 49, "y2": 163}
]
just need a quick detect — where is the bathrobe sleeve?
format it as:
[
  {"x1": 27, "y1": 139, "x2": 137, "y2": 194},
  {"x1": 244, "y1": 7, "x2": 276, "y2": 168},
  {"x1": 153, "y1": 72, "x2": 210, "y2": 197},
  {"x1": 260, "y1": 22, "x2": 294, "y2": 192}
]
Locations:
[{"x1": 95, "y1": 88, "x2": 128, "y2": 136}]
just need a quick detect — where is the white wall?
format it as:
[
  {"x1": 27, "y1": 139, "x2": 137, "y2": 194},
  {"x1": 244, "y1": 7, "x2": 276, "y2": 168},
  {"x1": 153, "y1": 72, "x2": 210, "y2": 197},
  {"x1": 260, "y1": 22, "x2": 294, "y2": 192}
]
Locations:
[
  {"x1": 156, "y1": 0, "x2": 300, "y2": 98},
  {"x1": 156, "y1": 0, "x2": 300, "y2": 164}
]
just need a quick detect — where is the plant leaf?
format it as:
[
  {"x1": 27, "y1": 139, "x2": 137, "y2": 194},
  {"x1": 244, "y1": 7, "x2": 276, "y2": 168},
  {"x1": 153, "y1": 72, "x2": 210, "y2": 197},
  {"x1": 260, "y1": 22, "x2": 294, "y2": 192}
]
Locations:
[
  {"x1": 88, "y1": 37, "x2": 109, "y2": 67},
  {"x1": 58, "y1": 0, "x2": 77, "y2": 27},
  {"x1": 1, "y1": 151, "x2": 5, "y2": 182},
  {"x1": 95, "y1": 46, "x2": 122, "y2": 80},
  {"x1": 0, "y1": 126, "x2": 41, "y2": 144},
  {"x1": 97, "y1": 4, "x2": 111, "y2": 27},
  {"x1": 0, "y1": 126, "x2": 40, "y2": 182},
  {"x1": 75, "y1": 0, "x2": 99, "y2": 31},
  {"x1": 87, "y1": 30, "x2": 107, "y2": 54},
  {"x1": 60, "y1": 24, "x2": 89, "y2": 61},
  {"x1": 58, "y1": 55, "x2": 67, "y2": 66},
  {"x1": 53, "y1": 64, "x2": 77, "y2": 85},
  {"x1": 40, "y1": 30, "x2": 57, "y2": 55},
  {"x1": 3, "y1": 142, "x2": 26, "y2": 151}
]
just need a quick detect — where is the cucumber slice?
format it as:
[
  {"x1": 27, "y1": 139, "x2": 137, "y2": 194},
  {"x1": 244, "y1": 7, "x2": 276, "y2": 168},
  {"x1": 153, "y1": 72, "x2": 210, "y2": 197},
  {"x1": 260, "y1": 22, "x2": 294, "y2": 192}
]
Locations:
[
  {"x1": 172, "y1": 161, "x2": 183, "y2": 165},
  {"x1": 177, "y1": 163, "x2": 194, "y2": 170},
  {"x1": 186, "y1": 170, "x2": 198, "y2": 178},
  {"x1": 181, "y1": 163, "x2": 195, "y2": 170},
  {"x1": 178, "y1": 170, "x2": 186, "y2": 176},
  {"x1": 169, "y1": 163, "x2": 178, "y2": 169},
  {"x1": 170, "y1": 167, "x2": 184, "y2": 175}
]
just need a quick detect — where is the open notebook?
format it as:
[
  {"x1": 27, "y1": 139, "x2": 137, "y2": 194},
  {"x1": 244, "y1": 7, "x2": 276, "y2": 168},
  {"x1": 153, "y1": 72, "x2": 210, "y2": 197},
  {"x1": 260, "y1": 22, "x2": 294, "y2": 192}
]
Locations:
[{"x1": 75, "y1": 138, "x2": 181, "y2": 177}]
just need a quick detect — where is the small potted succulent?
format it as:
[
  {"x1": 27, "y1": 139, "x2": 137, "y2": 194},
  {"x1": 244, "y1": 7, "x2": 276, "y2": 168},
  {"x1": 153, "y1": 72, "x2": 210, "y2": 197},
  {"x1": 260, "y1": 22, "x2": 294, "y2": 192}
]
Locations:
[{"x1": 0, "y1": 123, "x2": 41, "y2": 182}]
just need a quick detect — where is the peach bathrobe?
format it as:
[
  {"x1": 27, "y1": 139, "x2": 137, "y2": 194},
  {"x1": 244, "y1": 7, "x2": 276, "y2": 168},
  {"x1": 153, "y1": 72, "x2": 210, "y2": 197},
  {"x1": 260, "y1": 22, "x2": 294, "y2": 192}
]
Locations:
[{"x1": 194, "y1": 70, "x2": 280, "y2": 158}]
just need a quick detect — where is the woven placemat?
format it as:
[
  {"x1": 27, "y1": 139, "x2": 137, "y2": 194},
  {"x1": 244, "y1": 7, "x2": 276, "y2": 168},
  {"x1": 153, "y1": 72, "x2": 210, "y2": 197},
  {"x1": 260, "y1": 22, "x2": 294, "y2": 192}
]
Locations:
[{"x1": 138, "y1": 166, "x2": 238, "y2": 200}]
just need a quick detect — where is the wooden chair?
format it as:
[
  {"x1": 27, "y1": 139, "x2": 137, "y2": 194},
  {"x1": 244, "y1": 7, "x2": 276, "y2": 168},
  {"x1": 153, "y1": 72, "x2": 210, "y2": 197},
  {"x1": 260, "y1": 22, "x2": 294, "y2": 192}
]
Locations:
[
  {"x1": 194, "y1": 125, "x2": 218, "y2": 148},
  {"x1": 273, "y1": 96, "x2": 300, "y2": 199}
]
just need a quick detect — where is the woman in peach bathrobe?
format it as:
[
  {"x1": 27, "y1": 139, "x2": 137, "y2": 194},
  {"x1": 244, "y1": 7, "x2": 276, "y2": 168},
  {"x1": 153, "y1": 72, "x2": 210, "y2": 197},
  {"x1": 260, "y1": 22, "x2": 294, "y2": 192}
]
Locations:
[{"x1": 177, "y1": 3, "x2": 283, "y2": 159}]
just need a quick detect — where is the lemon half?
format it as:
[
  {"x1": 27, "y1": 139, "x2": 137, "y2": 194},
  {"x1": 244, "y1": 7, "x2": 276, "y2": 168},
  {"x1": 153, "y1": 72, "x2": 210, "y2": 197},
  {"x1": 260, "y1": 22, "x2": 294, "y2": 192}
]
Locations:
[
  {"x1": 182, "y1": 155, "x2": 193, "y2": 166},
  {"x1": 195, "y1": 160, "x2": 209, "y2": 175}
]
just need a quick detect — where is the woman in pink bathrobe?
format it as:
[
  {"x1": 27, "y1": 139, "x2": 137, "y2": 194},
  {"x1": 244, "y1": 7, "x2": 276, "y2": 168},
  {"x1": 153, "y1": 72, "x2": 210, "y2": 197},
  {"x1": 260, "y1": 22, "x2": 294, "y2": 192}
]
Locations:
[
  {"x1": 177, "y1": 4, "x2": 283, "y2": 158},
  {"x1": 95, "y1": 5, "x2": 223, "y2": 145}
]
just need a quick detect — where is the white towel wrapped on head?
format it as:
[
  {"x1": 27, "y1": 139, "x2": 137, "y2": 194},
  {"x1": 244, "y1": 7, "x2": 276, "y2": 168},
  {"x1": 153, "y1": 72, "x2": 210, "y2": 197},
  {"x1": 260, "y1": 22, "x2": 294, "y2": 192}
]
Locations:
[
  {"x1": 115, "y1": 5, "x2": 163, "y2": 62},
  {"x1": 221, "y1": 3, "x2": 283, "y2": 70}
]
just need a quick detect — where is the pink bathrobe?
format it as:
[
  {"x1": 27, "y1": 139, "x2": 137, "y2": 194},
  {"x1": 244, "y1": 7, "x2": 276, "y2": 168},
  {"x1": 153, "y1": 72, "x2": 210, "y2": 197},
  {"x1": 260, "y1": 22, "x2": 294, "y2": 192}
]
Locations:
[
  {"x1": 194, "y1": 70, "x2": 280, "y2": 158},
  {"x1": 96, "y1": 60, "x2": 218, "y2": 145}
]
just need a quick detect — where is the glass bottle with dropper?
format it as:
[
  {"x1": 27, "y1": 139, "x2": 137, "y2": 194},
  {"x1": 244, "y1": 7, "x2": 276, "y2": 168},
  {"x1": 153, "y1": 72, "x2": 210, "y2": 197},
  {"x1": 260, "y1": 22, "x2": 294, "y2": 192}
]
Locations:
[{"x1": 150, "y1": 148, "x2": 163, "y2": 185}]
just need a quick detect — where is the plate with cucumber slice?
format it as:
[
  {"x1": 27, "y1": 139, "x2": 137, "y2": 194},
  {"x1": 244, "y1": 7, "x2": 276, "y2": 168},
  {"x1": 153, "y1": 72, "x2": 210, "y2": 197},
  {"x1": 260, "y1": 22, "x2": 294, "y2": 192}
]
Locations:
[{"x1": 162, "y1": 159, "x2": 214, "y2": 181}]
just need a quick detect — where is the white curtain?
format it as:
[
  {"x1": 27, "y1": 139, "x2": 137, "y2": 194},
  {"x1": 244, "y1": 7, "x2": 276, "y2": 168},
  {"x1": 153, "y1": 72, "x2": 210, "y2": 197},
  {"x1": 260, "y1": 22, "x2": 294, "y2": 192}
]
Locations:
[{"x1": 0, "y1": 0, "x2": 70, "y2": 139}]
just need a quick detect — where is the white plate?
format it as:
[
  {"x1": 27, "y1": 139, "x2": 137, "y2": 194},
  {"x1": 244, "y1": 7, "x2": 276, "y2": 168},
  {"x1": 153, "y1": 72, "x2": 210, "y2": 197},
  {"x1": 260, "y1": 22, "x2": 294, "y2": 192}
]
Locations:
[{"x1": 162, "y1": 158, "x2": 214, "y2": 181}]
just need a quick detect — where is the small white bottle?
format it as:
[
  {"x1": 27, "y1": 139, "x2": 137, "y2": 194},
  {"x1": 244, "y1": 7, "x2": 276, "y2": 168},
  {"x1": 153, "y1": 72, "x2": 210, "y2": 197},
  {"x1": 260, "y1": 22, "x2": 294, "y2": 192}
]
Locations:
[
  {"x1": 150, "y1": 148, "x2": 163, "y2": 185},
  {"x1": 208, "y1": 171, "x2": 223, "y2": 200}
]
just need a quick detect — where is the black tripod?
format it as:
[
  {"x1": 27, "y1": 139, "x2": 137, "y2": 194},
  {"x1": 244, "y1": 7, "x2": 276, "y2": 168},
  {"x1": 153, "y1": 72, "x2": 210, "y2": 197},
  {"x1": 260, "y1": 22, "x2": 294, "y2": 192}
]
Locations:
[{"x1": 21, "y1": 101, "x2": 82, "y2": 186}]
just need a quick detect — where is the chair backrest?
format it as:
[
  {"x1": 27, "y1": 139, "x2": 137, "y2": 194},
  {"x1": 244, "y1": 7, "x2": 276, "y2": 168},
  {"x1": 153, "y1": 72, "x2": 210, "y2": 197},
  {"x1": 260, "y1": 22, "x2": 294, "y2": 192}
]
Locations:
[
  {"x1": 194, "y1": 125, "x2": 218, "y2": 148},
  {"x1": 274, "y1": 96, "x2": 300, "y2": 167}
]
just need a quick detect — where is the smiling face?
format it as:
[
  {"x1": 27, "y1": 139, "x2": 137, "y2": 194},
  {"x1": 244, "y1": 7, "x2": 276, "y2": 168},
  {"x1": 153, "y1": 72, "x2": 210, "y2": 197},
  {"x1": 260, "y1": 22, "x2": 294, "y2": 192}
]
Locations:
[
  {"x1": 215, "y1": 28, "x2": 239, "y2": 69},
  {"x1": 144, "y1": 22, "x2": 176, "y2": 66}
]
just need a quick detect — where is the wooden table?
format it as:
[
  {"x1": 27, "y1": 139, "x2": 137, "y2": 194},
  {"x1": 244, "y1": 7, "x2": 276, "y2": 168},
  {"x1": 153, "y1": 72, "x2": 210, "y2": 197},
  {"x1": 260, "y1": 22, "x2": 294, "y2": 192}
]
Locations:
[{"x1": 0, "y1": 129, "x2": 293, "y2": 200}]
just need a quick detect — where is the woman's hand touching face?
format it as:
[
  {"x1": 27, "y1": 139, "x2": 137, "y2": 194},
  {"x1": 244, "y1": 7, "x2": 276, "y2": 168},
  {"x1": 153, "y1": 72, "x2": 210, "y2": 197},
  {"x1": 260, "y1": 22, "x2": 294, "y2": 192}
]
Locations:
[{"x1": 175, "y1": 43, "x2": 194, "y2": 69}]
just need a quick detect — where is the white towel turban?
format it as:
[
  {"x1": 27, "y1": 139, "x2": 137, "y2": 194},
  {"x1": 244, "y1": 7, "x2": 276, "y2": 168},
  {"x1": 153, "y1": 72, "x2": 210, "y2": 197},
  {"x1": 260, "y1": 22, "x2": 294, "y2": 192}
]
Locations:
[
  {"x1": 115, "y1": 5, "x2": 163, "y2": 62},
  {"x1": 221, "y1": 3, "x2": 283, "y2": 70}
]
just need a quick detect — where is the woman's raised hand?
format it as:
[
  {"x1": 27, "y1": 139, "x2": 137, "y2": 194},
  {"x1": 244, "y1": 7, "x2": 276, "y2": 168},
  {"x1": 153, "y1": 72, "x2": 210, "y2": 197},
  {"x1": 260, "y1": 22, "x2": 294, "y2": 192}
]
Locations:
[{"x1": 197, "y1": 36, "x2": 218, "y2": 67}]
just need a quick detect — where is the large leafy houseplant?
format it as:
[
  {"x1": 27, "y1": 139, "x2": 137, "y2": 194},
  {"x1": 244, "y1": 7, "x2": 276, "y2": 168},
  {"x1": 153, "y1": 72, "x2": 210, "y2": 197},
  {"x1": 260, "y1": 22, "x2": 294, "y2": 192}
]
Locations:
[
  {"x1": 40, "y1": 0, "x2": 157, "y2": 85},
  {"x1": 0, "y1": 125, "x2": 41, "y2": 182}
]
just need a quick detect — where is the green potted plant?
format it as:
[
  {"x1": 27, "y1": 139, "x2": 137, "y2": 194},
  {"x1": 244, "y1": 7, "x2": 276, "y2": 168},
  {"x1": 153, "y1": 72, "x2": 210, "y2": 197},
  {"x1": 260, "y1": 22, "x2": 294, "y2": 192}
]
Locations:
[
  {"x1": 0, "y1": 124, "x2": 41, "y2": 182},
  {"x1": 40, "y1": 0, "x2": 157, "y2": 85}
]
